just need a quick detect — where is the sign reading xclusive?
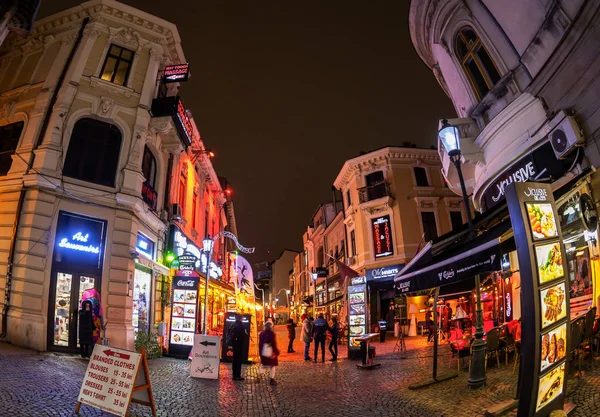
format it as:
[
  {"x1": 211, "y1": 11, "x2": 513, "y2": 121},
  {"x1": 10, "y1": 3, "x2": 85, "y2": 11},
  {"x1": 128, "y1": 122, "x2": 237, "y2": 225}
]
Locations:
[
  {"x1": 366, "y1": 264, "x2": 403, "y2": 281},
  {"x1": 372, "y1": 215, "x2": 393, "y2": 258},
  {"x1": 163, "y1": 63, "x2": 189, "y2": 83},
  {"x1": 54, "y1": 211, "x2": 107, "y2": 269},
  {"x1": 481, "y1": 142, "x2": 573, "y2": 211}
]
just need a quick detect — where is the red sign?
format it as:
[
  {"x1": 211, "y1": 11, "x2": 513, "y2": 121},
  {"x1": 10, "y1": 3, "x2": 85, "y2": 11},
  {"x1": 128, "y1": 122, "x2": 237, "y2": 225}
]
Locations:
[
  {"x1": 372, "y1": 215, "x2": 393, "y2": 258},
  {"x1": 175, "y1": 98, "x2": 193, "y2": 146},
  {"x1": 163, "y1": 63, "x2": 189, "y2": 83}
]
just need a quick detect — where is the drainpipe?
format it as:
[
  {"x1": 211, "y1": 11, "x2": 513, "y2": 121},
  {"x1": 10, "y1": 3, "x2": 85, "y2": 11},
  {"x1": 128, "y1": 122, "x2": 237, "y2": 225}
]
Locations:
[{"x1": 1, "y1": 17, "x2": 90, "y2": 339}]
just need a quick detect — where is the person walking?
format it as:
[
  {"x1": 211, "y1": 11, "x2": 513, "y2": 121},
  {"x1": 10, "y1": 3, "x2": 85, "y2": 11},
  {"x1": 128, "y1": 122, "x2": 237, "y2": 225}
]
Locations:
[
  {"x1": 302, "y1": 316, "x2": 313, "y2": 361},
  {"x1": 312, "y1": 313, "x2": 327, "y2": 363},
  {"x1": 328, "y1": 316, "x2": 339, "y2": 361},
  {"x1": 78, "y1": 300, "x2": 94, "y2": 358},
  {"x1": 231, "y1": 313, "x2": 248, "y2": 381},
  {"x1": 259, "y1": 321, "x2": 280, "y2": 385},
  {"x1": 286, "y1": 318, "x2": 297, "y2": 353}
]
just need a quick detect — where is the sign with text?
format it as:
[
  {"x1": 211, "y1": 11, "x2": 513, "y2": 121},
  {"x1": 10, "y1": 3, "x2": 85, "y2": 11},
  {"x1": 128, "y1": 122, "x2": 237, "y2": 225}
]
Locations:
[
  {"x1": 372, "y1": 215, "x2": 393, "y2": 258},
  {"x1": 169, "y1": 272, "x2": 200, "y2": 358},
  {"x1": 190, "y1": 334, "x2": 221, "y2": 380},
  {"x1": 163, "y1": 63, "x2": 189, "y2": 83},
  {"x1": 347, "y1": 276, "x2": 368, "y2": 352},
  {"x1": 54, "y1": 211, "x2": 107, "y2": 269},
  {"x1": 76, "y1": 345, "x2": 155, "y2": 417},
  {"x1": 505, "y1": 182, "x2": 570, "y2": 417},
  {"x1": 366, "y1": 263, "x2": 403, "y2": 282}
]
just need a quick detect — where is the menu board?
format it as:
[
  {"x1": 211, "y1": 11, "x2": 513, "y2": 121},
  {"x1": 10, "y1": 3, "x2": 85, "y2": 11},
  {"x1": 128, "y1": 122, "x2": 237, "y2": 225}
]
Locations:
[
  {"x1": 506, "y1": 182, "x2": 571, "y2": 417},
  {"x1": 168, "y1": 273, "x2": 200, "y2": 358},
  {"x1": 347, "y1": 276, "x2": 368, "y2": 349},
  {"x1": 536, "y1": 363, "x2": 565, "y2": 412},
  {"x1": 540, "y1": 282, "x2": 566, "y2": 329}
]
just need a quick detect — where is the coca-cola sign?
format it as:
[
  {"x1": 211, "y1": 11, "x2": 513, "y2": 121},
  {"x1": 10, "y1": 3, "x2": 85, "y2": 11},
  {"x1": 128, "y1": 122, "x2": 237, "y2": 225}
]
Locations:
[
  {"x1": 172, "y1": 275, "x2": 199, "y2": 290},
  {"x1": 176, "y1": 280, "x2": 195, "y2": 287}
]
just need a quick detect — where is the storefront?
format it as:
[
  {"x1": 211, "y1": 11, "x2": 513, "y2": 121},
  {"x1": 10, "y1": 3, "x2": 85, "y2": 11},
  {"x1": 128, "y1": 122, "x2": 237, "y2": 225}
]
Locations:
[
  {"x1": 366, "y1": 263, "x2": 403, "y2": 325},
  {"x1": 48, "y1": 211, "x2": 107, "y2": 352}
]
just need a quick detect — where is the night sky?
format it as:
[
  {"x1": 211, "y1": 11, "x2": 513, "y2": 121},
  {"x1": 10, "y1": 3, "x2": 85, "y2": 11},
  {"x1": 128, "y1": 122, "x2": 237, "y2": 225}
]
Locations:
[{"x1": 39, "y1": 1, "x2": 454, "y2": 265}]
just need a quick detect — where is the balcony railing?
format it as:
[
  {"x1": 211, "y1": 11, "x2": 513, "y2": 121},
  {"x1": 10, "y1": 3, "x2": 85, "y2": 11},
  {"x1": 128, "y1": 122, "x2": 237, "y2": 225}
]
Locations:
[
  {"x1": 358, "y1": 181, "x2": 391, "y2": 204},
  {"x1": 141, "y1": 181, "x2": 158, "y2": 212}
]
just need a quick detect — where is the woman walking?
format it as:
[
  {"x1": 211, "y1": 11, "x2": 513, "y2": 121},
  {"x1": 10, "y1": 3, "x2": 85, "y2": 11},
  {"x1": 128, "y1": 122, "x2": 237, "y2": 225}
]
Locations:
[
  {"x1": 328, "y1": 316, "x2": 339, "y2": 361},
  {"x1": 259, "y1": 321, "x2": 280, "y2": 385}
]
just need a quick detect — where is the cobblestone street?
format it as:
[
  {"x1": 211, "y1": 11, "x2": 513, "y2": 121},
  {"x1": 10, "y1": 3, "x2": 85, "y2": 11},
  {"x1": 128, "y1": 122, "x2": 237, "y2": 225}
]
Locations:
[{"x1": 1, "y1": 327, "x2": 599, "y2": 417}]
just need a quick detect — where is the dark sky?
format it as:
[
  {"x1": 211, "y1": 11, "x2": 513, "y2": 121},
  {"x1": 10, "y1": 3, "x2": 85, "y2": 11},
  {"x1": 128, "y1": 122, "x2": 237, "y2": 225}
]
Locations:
[{"x1": 39, "y1": 1, "x2": 454, "y2": 265}]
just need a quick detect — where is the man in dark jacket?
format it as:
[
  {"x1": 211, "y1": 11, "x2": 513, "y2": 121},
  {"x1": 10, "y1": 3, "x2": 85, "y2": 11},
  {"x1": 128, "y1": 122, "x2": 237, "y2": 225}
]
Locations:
[
  {"x1": 231, "y1": 313, "x2": 247, "y2": 381},
  {"x1": 328, "y1": 316, "x2": 339, "y2": 361},
  {"x1": 312, "y1": 313, "x2": 327, "y2": 363},
  {"x1": 79, "y1": 300, "x2": 94, "y2": 358}
]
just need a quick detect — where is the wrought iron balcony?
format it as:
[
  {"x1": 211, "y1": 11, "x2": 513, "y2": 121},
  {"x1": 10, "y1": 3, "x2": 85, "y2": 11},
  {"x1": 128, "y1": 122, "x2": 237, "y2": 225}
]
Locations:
[
  {"x1": 358, "y1": 181, "x2": 391, "y2": 204},
  {"x1": 141, "y1": 181, "x2": 158, "y2": 212}
]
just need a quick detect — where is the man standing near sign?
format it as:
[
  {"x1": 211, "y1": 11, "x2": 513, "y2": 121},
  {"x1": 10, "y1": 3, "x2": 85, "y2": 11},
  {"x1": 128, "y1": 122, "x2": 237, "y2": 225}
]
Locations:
[{"x1": 231, "y1": 313, "x2": 247, "y2": 381}]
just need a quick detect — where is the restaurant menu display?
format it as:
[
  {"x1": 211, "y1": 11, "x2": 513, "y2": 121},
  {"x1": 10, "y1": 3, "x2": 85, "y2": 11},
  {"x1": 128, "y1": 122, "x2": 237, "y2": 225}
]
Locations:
[
  {"x1": 168, "y1": 273, "x2": 200, "y2": 358},
  {"x1": 347, "y1": 276, "x2": 368, "y2": 348},
  {"x1": 506, "y1": 183, "x2": 570, "y2": 417}
]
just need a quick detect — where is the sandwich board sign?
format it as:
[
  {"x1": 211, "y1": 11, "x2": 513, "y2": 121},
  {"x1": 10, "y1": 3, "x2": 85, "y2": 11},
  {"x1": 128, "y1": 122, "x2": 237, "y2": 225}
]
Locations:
[
  {"x1": 190, "y1": 334, "x2": 221, "y2": 379},
  {"x1": 75, "y1": 345, "x2": 156, "y2": 417}
]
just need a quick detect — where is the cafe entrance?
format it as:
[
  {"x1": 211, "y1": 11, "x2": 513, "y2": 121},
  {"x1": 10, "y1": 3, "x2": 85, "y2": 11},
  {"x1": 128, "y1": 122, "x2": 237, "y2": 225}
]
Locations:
[{"x1": 46, "y1": 211, "x2": 107, "y2": 353}]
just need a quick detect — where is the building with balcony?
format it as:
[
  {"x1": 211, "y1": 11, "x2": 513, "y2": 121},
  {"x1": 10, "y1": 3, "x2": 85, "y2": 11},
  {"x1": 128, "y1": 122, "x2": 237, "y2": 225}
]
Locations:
[
  {"x1": 0, "y1": 0, "x2": 232, "y2": 352},
  {"x1": 409, "y1": 0, "x2": 600, "y2": 315},
  {"x1": 333, "y1": 145, "x2": 459, "y2": 323}
]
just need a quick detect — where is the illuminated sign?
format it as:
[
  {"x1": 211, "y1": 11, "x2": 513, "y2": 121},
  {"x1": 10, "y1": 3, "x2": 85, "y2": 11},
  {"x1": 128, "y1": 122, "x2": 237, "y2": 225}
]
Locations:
[
  {"x1": 170, "y1": 226, "x2": 223, "y2": 279},
  {"x1": 54, "y1": 211, "x2": 106, "y2": 269},
  {"x1": 58, "y1": 232, "x2": 99, "y2": 253},
  {"x1": 372, "y1": 215, "x2": 393, "y2": 258},
  {"x1": 136, "y1": 233, "x2": 155, "y2": 260},
  {"x1": 163, "y1": 63, "x2": 190, "y2": 83},
  {"x1": 175, "y1": 98, "x2": 193, "y2": 146},
  {"x1": 366, "y1": 263, "x2": 403, "y2": 281}
]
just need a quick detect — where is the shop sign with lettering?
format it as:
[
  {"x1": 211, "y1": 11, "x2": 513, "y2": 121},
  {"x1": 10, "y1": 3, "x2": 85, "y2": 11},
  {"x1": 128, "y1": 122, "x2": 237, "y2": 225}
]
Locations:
[
  {"x1": 163, "y1": 63, "x2": 189, "y2": 83},
  {"x1": 372, "y1": 215, "x2": 393, "y2": 258},
  {"x1": 54, "y1": 211, "x2": 107, "y2": 269},
  {"x1": 366, "y1": 263, "x2": 403, "y2": 282},
  {"x1": 136, "y1": 233, "x2": 155, "y2": 260}
]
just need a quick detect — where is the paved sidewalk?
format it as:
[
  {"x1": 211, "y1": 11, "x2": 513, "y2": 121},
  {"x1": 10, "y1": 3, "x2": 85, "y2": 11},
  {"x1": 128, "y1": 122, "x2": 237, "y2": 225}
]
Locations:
[{"x1": 0, "y1": 332, "x2": 598, "y2": 417}]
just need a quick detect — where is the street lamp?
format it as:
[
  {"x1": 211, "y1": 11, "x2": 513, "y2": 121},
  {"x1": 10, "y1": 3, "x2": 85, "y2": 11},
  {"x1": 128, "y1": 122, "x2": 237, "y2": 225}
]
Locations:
[
  {"x1": 439, "y1": 119, "x2": 485, "y2": 389},
  {"x1": 202, "y1": 235, "x2": 215, "y2": 335}
]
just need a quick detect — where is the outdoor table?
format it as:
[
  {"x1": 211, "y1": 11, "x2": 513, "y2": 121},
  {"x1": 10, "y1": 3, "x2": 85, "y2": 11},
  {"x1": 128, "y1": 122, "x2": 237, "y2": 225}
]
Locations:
[{"x1": 356, "y1": 333, "x2": 381, "y2": 369}]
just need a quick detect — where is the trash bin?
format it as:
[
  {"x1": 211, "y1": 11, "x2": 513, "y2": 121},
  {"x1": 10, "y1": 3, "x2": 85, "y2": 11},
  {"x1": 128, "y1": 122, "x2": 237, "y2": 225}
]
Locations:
[{"x1": 378, "y1": 320, "x2": 387, "y2": 343}]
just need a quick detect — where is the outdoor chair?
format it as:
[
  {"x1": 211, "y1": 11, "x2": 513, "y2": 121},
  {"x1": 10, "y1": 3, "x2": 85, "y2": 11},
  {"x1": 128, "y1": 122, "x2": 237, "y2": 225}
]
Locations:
[
  {"x1": 505, "y1": 327, "x2": 516, "y2": 366},
  {"x1": 569, "y1": 317, "x2": 584, "y2": 378},
  {"x1": 581, "y1": 307, "x2": 596, "y2": 368},
  {"x1": 484, "y1": 327, "x2": 501, "y2": 370},
  {"x1": 448, "y1": 327, "x2": 471, "y2": 372}
]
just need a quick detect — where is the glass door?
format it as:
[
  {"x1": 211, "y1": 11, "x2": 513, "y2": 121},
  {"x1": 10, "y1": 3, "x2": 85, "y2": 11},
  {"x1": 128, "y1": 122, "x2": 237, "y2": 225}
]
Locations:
[{"x1": 51, "y1": 272, "x2": 97, "y2": 351}]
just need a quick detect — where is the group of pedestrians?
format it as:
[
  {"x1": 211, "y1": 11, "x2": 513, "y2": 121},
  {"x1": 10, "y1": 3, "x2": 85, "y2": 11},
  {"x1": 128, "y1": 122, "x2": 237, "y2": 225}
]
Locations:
[{"x1": 302, "y1": 313, "x2": 339, "y2": 362}]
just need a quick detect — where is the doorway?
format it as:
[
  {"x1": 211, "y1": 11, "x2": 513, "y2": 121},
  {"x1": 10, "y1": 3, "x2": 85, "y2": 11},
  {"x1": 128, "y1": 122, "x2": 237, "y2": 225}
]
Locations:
[{"x1": 50, "y1": 271, "x2": 98, "y2": 351}]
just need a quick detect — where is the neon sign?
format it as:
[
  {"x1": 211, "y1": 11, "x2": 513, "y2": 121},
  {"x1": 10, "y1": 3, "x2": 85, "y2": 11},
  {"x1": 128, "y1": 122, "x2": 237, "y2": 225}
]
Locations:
[{"x1": 58, "y1": 232, "x2": 100, "y2": 254}]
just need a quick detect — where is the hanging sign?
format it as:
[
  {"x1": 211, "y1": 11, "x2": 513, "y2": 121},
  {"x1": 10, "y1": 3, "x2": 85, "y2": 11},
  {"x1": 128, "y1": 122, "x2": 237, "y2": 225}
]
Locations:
[
  {"x1": 163, "y1": 63, "x2": 190, "y2": 83},
  {"x1": 190, "y1": 334, "x2": 221, "y2": 379},
  {"x1": 505, "y1": 182, "x2": 570, "y2": 417},
  {"x1": 372, "y1": 215, "x2": 393, "y2": 258},
  {"x1": 75, "y1": 345, "x2": 156, "y2": 417}
]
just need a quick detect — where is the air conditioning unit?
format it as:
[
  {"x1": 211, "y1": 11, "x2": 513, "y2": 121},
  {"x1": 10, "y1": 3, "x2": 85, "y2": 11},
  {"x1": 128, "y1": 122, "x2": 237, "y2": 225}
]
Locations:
[
  {"x1": 171, "y1": 203, "x2": 182, "y2": 220},
  {"x1": 549, "y1": 115, "x2": 583, "y2": 159}
]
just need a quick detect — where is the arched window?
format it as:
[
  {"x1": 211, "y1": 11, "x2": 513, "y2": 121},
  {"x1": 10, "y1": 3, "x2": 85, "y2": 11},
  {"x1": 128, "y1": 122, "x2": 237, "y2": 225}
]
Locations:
[
  {"x1": 0, "y1": 121, "x2": 24, "y2": 176},
  {"x1": 456, "y1": 27, "x2": 501, "y2": 100},
  {"x1": 63, "y1": 118, "x2": 122, "y2": 187},
  {"x1": 141, "y1": 145, "x2": 157, "y2": 189}
]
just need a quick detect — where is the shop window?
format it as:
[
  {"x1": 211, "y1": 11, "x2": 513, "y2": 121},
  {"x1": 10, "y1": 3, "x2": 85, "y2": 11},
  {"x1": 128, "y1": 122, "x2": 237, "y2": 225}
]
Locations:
[
  {"x1": 455, "y1": 27, "x2": 501, "y2": 100},
  {"x1": 450, "y1": 211, "x2": 463, "y2": 231},
  {"x1": 63, "y1": 118, "x2": 122, "y2": 187},
  {"x1": 414, "y1": 167, "x2": 429, "y2": 187},
  {"x1": 421, "y1": 212, "x2": 438, "y2": 242},
  {"x1": 141, "y1": 146, "x2": 157, "y2": 189},
  {"x1": 100, "y1": 44, "x2": 134, "y2": 86},
  {"x1": 0, "y1": 121, "x2": 24, "y2": 176}
]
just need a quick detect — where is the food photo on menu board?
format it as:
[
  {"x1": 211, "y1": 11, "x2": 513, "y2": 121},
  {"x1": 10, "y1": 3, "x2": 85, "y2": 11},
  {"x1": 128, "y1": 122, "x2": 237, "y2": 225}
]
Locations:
[
  {"x1": 527, "y1": 203, "x2": 558, "y2": 240},
  {"x1": 349, "y1": 337, "x2": 361, "y2": 347},
  {"x1": 540, "y1": 323, "x2": 567, "y2": 372},
  {"x1": 536, "y1": 362, "x2": 565, "y2": 412},
  {"x1": 535, "y1": 242, "x2": 564, "y2": 284},
  {"x1": 182, "y1": 319, "x2": 195, "y2": 330},
  {"x1": 173, "y1": 290, "x2": 186, "y2": 303},
  {"x1": 172, "y1": 303, "x2": 185, "y2": 317},
  {"x1": 171, "y1": 318, "x2": 183, "y2": 330},
  {"x1": 349, "y1": 293, "x2": 365, "y2": 304},
  {"x1": 348, "y1": 284, "x2": 366, "y2": 294},
  {"x1": 183, "y1": 304, "x2": 196, "y2": 318},
  {"x1": 350, "y1": 315, "x2": 366, "y2": 325},
  {"x1": 349, "y1": 304, "x2": 366, "y2": 315},
  {"x1": 349, "y1": 326, "x2": 364, "y2": 336},
  {"x1": 541, "y1": 282, "x2": 567, "y2": 329},
  {"x1": 185, "y1": 290, "x2": 197, "y2": 302}
]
